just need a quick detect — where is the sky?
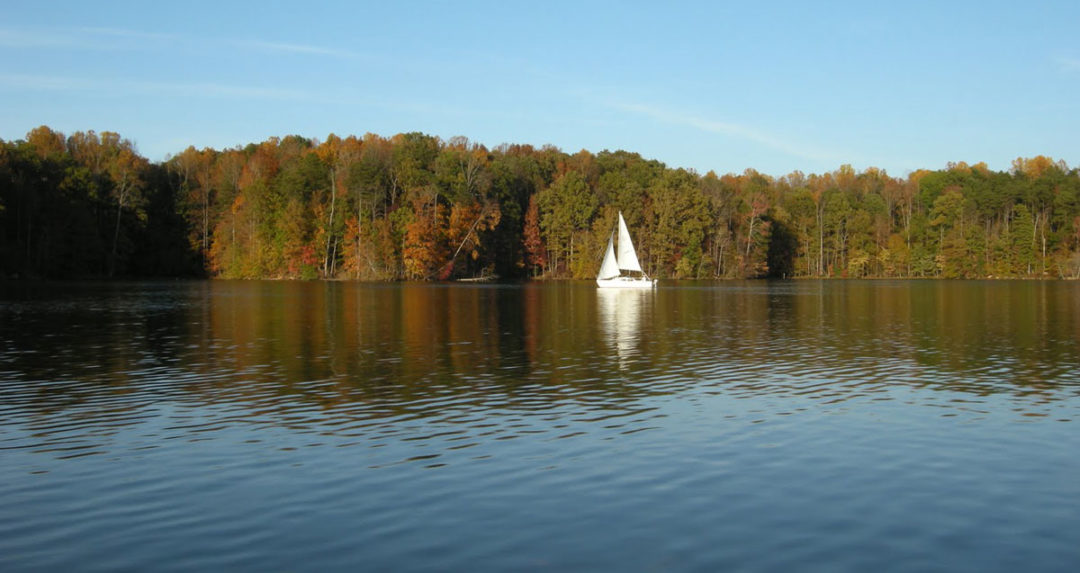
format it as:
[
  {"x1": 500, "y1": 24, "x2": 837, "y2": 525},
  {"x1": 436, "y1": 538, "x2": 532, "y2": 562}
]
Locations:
[{"x1": 1, "y1": 0, "x2": 1078, "y2": 177}]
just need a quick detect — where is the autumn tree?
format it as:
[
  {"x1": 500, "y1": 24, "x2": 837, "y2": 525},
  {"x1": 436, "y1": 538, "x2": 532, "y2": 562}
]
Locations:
[
  {"x1": 537, "y1": 170, "x2": 597, "y2": 276},
  {"x1": 522, "y1": 193, "x2": 546, "y2": 276},
  {"x1": 8, "y1": 125, "x2": 1080, "y2": 283}
]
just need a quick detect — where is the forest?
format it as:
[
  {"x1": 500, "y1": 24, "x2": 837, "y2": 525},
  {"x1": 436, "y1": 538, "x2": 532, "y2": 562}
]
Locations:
[{"x1": 2, "y1": 125, "x2": 1079, "y2": 280}]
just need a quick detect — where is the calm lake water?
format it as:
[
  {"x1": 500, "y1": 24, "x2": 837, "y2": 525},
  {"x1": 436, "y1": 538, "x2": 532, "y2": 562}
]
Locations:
[{"x1": 2, "y1": 280, "x2": 1079, "y2": 571}]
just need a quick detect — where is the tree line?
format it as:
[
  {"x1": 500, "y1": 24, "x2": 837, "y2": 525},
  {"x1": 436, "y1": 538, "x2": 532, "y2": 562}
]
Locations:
[{"x1": 2, "y1": 125, "x2": 1079, "y2": 280}]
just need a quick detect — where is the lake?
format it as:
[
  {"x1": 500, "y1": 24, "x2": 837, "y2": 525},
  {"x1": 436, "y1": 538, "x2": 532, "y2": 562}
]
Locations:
[{"x1": 2, "y1": 280, "x2": 1079, "y2": 571}]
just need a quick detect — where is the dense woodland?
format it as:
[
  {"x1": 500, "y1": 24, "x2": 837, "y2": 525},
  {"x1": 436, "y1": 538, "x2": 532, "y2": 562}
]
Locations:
[{"x1": 2, "y1": 125, "x2": 1079, "y2": 281}]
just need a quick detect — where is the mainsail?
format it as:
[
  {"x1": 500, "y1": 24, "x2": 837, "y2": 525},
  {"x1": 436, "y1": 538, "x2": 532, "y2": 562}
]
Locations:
[{"x1": 616, "y1": 212, "x2": 643, "y2": 272}]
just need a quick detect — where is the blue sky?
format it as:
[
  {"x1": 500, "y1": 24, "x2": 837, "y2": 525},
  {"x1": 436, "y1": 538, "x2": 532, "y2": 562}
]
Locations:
[{"x1": 2, "y1": 0, "x2": 1078, "y2": 177}]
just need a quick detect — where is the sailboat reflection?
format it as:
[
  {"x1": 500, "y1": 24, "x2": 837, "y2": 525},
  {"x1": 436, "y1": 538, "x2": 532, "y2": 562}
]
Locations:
[{"x1": 597, "y1": 288, "x2": 652, "y2": 369}]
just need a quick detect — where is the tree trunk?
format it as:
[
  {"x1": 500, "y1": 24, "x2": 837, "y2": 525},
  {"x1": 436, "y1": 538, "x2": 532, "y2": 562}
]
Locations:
[
  {"x1": 718, "y1": 242, "x2": 726, "y2": 278},
  {"x1": 745, "y1": 215, "x2": 756, "y2": 262},
  {"x1": 325, "y1": 169, "x2": 337, "y2": 276},
  {"x1": 110, "y1": 185, "x2": 127, "y2": 277},
  {"x1": 356, "y1": 195, "x2": 363, "y2": 279},
  {"x1": 202, "y1": 187, "x2": 209, "y2": 261},
  {"x1": 231, "y1": 212, "x2": 236, "y2": 272},
  {"x1": 330, "y1": 238, "x2": 338, "y2": 276},
  {"x1": 818, "y1": 208, "x2": 824, "y2": 276}
]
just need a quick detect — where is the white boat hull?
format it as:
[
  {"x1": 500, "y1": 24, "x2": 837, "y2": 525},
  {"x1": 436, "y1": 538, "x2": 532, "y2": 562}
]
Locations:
[{"x1": 596, "y1": 276, "x2": 657, "y2": 288}]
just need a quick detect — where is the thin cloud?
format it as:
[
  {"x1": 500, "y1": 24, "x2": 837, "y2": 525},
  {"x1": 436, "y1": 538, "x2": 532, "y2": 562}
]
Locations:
[
  {"x1": 0, "y1": 28, "x2": 83, "y2": 49},
  {"x1": 0, "y1": 25, "x2": 371, "y2": 61},
  {"x1": 235, "y1": 39, "x2": 368, "y2": 60},
  {"x1": 0, "y1": 73, "x2": 474, "y2": 116},
  {"x1": 1058, "y1": 56, "x2": 1080, "y2": 72},
  {"x1": 0, "y1": 73, "x2": 318, "y2": 102},
  {"x1": 0, "y1": 74, "x2": 93, "y2": 90},
  {"x1": 139, "y1": 80, "x2": 316, "y2": 101},
  {"x1": 77, "y1": 27, "x2": 179, "y2": 42},
  {"x1": 0, "y1": 26, "x2": 177, "y2": 52},
  {"x1": 608, "y1": 100, "x2": 842, "y2": 162}
]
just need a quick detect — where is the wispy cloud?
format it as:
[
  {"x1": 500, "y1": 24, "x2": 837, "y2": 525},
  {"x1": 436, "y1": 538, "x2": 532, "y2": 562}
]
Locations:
[
  {"x1": 1057, "y1": 56, "x2": 1080, "y2": 72},
  {"x1": 0, "y1": 25, "x2": 371, "y2": 61},
  {"x1": 0, "y1": 73, "x2": 319, "y2": 102},
  {"x1": 235, "y1": 39, "x2": 368, "y2": 60},
  {"x1": 0, "y1": 73, "x2": 475, "y2": 117},
  {"x1": 607, "y1": 100, "x2": 842, "y2": 162},
  {"x1": 78, "y1": 27, "x2": 179, "y2": 42},
  {"x1": 0, "y1": 28, "x2": 83, "y2": 49},
  {"x1": 142, "y1": 80, "x2": 317, "y2": 101},
  {"x1": 0, "y1": 26, "x2": 179, "y2": 51}
]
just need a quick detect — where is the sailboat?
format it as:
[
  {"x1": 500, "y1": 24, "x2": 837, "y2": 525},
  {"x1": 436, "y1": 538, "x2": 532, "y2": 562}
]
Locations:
[{"x1": 596, "y1": 212, "x2": 657, "y2": 288}]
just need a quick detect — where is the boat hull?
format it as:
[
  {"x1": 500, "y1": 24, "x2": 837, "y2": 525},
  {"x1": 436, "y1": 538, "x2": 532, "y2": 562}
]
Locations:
[{"x1": 596, "y1": 276, "x2": 657, "y2": 288}]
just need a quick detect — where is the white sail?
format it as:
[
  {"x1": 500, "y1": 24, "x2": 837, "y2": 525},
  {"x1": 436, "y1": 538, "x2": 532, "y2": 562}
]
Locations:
[
  {"x1": 598, "y1": 234, "x2": 621, "y2": 280},
  {"x1": 596, "y1": 211, "x2": 655, "y2": 288},
  {"x1": 616, "y1": 212, "x2": 643, "y2": 272}
]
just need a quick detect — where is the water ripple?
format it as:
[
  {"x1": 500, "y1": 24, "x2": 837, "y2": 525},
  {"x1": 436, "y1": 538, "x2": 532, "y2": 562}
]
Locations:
[{"x1": 2, "y1": 281, "x2": 1080, "y2": 571}]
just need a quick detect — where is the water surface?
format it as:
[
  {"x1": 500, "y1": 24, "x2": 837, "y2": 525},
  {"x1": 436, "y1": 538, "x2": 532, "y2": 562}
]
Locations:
[{"x1": 2, "y1": 280, "x2": 1079, "y2": 571}]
